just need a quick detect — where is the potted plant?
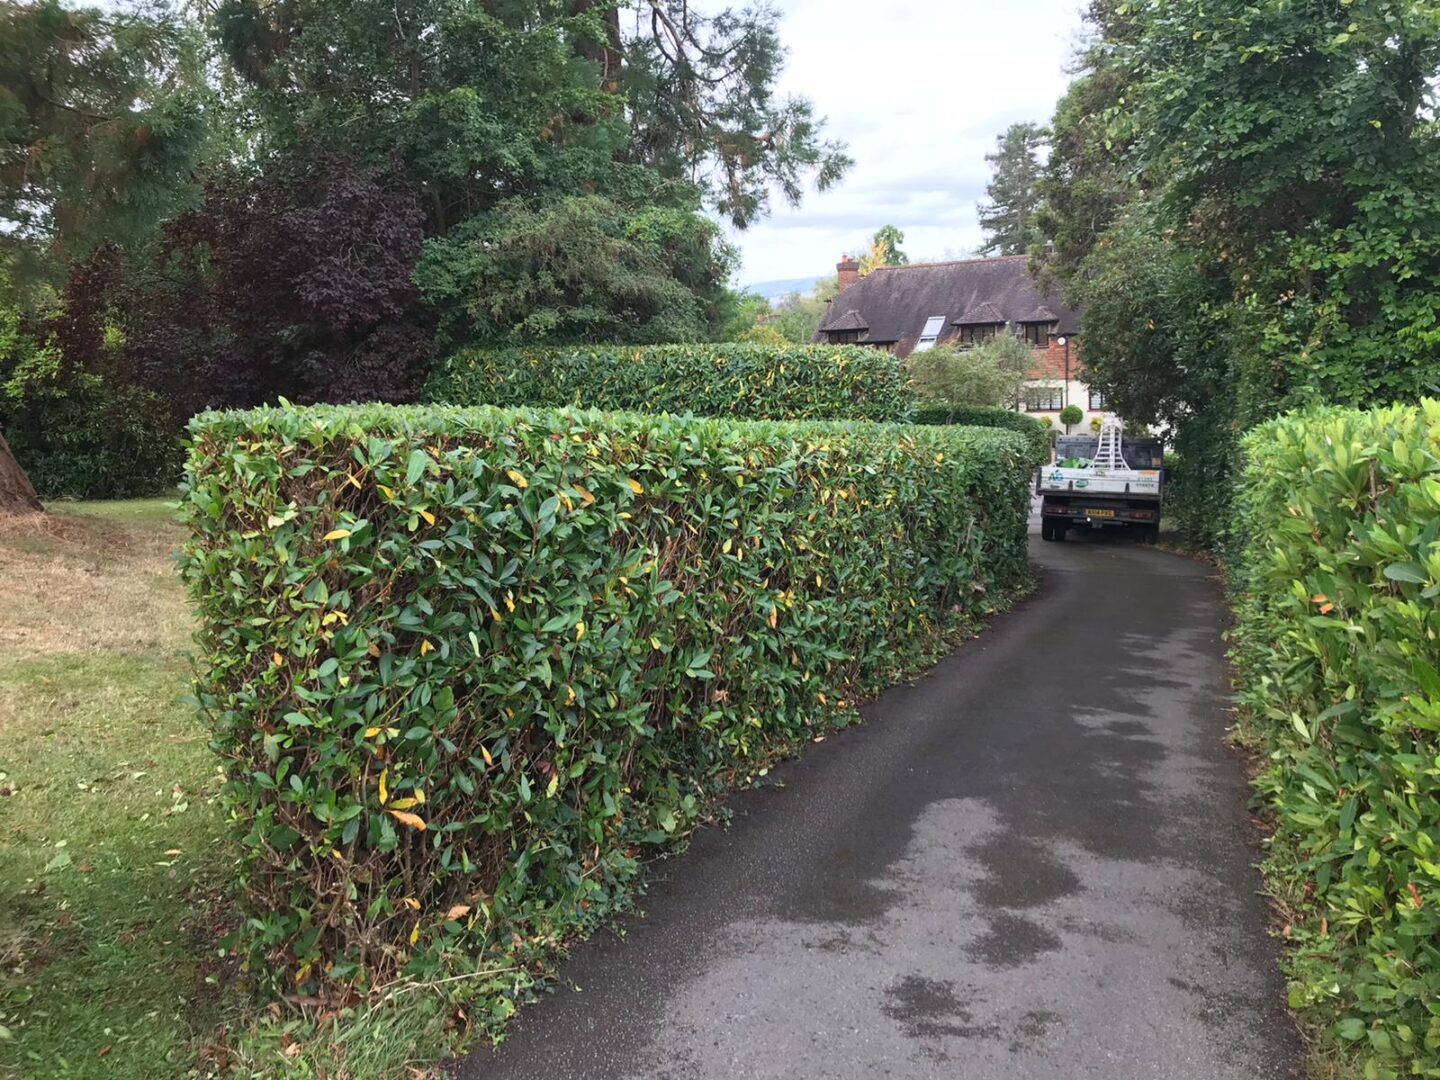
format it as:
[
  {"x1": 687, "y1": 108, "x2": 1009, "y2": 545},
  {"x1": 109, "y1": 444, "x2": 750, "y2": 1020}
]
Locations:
[{"x1": 1059, "y1": 404, "x2": 1083, "y2": 434}]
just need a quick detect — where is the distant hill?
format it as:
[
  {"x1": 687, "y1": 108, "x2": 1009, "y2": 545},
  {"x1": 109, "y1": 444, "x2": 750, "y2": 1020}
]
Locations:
[{"x1": 743, "y1": 276, "x2": 821, "y2": 303}]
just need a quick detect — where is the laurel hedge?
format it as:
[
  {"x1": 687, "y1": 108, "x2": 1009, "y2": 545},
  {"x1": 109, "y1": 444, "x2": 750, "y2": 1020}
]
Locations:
[
  {"x1": 910, "y1": 404, "x2": 1050, "y2": 463},
  {"x1": 1231, "y1": 400, "x2": 1440, "y2": 1072},
  {"x1": 179, "y1": 403, "x2": 1035, "y2": 995},
  {"x1": 421, "y1": 342, "x2": 910, "y2": 422}
]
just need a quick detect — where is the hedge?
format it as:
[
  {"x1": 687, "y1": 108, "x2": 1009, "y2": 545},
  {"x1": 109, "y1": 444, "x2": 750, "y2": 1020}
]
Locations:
[
  {"x1": 421, "y1": 343, "x2": 910, "y2": 422},
  {"x1": 909, "y1": 403, "x2": 1050, "y2": 463},
  {"x1": 1231, "y1": 400, "x2": 1440, "y2": 1073},
  {"x1": 180, "y1": 404, "x2": 1035, "y2": 996}
]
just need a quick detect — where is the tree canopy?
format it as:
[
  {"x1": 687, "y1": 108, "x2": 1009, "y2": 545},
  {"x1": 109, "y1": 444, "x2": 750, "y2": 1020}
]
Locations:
[
  {"x1": 977, "y1": 122, "x2": 1047, "y2": 257},
  {"x1": 1038, "y1": 0, "x2": 1440, "y2": 548}
]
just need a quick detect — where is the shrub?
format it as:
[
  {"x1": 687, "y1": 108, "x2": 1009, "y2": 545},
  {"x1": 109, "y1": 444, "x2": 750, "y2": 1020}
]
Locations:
[
  {"x1": 421, "y1": 343, "x2": 909, "y2": 423},
  {"x1": 180, "y1": 404, "x2": 1035, "y2": 995},
  {"x1": 904, "y1": 336, "x2": 1030, "y2": 410},
  {"x1": 1231, "y1": 400, "x2": 1440, "y2": 1073},
  {"x1": 0, "y1": 292, "x2": 179, "y2": 499},
  {"x1": 1058, "y1": 404, "x2": 1083, "y2": 428},
  {"x1": 909, "y1": 404, "x2": 1049, "y2": 465}
]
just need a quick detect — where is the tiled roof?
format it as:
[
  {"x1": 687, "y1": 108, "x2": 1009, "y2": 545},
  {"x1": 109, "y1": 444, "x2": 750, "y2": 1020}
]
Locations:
[
  {"x1": 811, "y1": 255, "x2": 1082, "y2": 357},
  {"x1": 819, "y1": 308, "x2": 869, "y2": 332},
  {"x1": 954, "y1": 301, "x2": 1007, "y2": 326}
]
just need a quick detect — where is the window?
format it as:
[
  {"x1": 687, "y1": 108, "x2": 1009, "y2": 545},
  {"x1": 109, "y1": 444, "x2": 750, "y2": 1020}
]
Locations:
[
  {"x1": 912, "y1": 315, "x2": 946, "y2": 353},
  {"x1": 1089, "y1": 389, "x2": 1106, "y2": 410},
  {"x1": 959, "y1": 323, "x2": 1000, "y2": 347},
  {"x1": 1025, "y1": 386, "x2": 1064, "y2": 412},
  {"x1": 828, "y1": 330, "x2": 861, "y2": 345},
  {"x1": 1022, "y1": 322, "x2": 1051, "y2": 347}
]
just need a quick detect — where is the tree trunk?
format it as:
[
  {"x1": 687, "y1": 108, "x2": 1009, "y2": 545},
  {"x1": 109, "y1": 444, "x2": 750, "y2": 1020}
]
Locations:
[{"x1": 0, "y1": 431, "x2": 43, "y2": 513}]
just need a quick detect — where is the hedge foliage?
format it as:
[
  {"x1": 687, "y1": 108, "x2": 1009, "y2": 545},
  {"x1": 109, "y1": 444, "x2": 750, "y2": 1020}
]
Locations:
[
  {"x1": 180, "y1": 404, "x2": 1035, "y2": 996},
  {"x1": 1232, "y1": 400, "x2": 1440, "y2": 1074},
  {"x1": 421, "y1": 343, "x2": 910, "y2": 423},
  {"x1": 909, "y1": 403, "x2": 1050, "y2": 464}
]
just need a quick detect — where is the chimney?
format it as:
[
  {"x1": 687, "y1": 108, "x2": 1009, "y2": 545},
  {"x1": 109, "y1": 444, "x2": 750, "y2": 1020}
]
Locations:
[{"x1": 836, "y1": 254, "x2": 860, "y2": 292}]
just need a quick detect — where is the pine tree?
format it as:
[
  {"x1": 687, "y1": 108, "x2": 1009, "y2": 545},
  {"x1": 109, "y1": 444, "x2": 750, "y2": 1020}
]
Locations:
[{"x1": 977, "y1": 123, "x2": 1048, "y2": 256}]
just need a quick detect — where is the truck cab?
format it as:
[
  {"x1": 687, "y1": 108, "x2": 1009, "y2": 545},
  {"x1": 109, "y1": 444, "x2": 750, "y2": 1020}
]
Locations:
[{"x1": 1038, "y1": 423, "x2": 1164, "y2": 543}]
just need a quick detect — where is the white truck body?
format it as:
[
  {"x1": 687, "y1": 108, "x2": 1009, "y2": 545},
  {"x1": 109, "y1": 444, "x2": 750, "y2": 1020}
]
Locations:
[{"x1": 1037, "y1": 466, "x2": 1162, "y2": 498}]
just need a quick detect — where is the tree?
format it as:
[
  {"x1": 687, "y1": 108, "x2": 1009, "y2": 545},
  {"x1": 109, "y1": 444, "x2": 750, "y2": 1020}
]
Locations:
[
  {"x1": 860, "y1": 224, "x2": 908, "y2": 274},
  {"x1": 977, "y1": 122, "x2": 1048, "y2": 256},
  {"x1": 212, "y1": 0, "x2": 849, "y2": 233},
  {"x1": 762, "y1": 276, "x2": 836, "y2": 344},
  {"x1": 124, "y1": 153, "x2": 434, "y2": 413},
  {"x1": 0, "y1": 0, "x2": 211, "y2": 284},
  {"x1": 416, "y1": 192, "x2": 733, "y2": 348},
  {"x1": 0, "y1": 430, "x2": 41, "y2": 513},
  {"x1": 906, "y1": 334, "x2": 1031, "y2": 409}
]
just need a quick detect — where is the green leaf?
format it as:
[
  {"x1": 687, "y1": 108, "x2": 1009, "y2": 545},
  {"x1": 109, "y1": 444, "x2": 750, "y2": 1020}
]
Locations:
[
  {"x1": 1383, "y1": 562, "x2": 1428, "y2": 584},
  {"x1": 406, "y1": 448, "x2": 429, "y2": 486}
]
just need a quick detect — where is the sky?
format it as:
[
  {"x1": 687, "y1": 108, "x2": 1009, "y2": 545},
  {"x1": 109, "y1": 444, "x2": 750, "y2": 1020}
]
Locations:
[{"x1": 732, "y1": 0, "x2": 1090, "y2": 288}]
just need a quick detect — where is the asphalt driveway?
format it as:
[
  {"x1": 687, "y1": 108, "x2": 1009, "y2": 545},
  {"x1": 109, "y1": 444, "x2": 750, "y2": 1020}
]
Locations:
[{"x1": 456, "y1": 522, "x2": 1299, "y2": 1079}]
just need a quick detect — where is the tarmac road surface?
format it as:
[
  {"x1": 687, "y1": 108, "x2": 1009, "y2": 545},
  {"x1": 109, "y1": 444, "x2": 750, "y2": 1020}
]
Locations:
[{"x1": 456, "y1": 521, "x2": 1300, "y2": 1080}]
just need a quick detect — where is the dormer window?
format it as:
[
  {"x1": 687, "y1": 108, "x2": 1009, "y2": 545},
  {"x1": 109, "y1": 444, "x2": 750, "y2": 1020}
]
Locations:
[
  {"x1": 958, "y1": 323, "x2": 1000, "y2": 347},
  {"x1": 912, "y1": 315, "x2": 946, "y2": 353},
  {"x1": 1022, "y1": 322, "x2": 1052, "y2": 348}
]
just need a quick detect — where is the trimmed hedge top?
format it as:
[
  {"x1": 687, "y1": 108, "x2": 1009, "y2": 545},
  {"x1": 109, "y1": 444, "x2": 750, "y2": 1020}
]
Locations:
[
  {"x1": 1231, "y1": 400, "x2": 1440, "y2": 1073},
  {"x1": 180, "y1": 403, "x2": 1035, "y2": 996},
  {"x1": 910, "y1": 403, "x2": 1050, "y2": 463},
  {"x1": 421, "y1": 343, "x2": 910, "y2": 423}
]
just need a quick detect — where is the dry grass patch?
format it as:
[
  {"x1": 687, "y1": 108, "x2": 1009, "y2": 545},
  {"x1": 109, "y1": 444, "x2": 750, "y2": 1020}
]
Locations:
[{"x1": 0, "y1": 500, "x2": 190, "y2": 657}]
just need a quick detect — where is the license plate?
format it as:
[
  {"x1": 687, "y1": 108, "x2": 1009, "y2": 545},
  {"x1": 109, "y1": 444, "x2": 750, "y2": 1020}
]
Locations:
[{"x1": 1087, "y1": 509, "x2": 1116, "y2": 518}]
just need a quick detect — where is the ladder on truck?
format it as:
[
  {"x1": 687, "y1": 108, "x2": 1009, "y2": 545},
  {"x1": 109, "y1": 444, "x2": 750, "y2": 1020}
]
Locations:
[{"x1": 1090, "y1": 413, "x2": 1130, "y2": 471}]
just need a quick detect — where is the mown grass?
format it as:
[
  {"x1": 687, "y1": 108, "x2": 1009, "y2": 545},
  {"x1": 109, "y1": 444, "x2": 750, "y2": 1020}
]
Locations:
[{"x1": 0, "y1": 500, "x2": 239, "y2": 1079}]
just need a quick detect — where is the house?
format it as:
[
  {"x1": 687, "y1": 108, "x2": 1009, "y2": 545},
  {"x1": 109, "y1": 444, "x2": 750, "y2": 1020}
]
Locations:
[{"x1": 813, "y1": 254, "x2": 1105, "y2": 429}]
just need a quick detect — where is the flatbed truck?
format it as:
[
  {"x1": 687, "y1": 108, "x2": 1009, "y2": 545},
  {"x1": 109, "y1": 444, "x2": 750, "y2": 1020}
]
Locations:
[{"x1": 1037, "y1": 418, "x2": 1164, "y2": 543}]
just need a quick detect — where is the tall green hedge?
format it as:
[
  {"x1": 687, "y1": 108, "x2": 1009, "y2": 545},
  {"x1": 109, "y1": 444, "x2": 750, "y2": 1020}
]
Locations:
[
  {"x1": 180, "y1": 404, "x2": 1034, "y2": 995},
  {"x1": 1231, "y1": 400, "x2": 1440, "y2": 1072},
  {"x1": 910, "y1": 403, "x2": 1050, "y2": 464},
  {"x1": 421, "y1": 343, "x2": 910, "y2": 422}
]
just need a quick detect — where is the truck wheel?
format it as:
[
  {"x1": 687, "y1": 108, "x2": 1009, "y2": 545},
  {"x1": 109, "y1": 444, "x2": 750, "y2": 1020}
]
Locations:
[
  {"x1": 1041, "y1": 519, "x2": 1056, "y2": 542},
  {"x1": 1055, "y1": 523, "x2": 1069, "y2": 541}
]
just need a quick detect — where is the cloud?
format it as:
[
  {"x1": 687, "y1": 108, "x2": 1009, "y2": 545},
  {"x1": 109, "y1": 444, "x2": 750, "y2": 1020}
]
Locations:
[{"x1": 734, "y1": 0, "x2": 1086, "y2": 284}]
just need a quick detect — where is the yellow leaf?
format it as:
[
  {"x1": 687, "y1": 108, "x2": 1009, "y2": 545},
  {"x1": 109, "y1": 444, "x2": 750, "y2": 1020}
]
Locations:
[
  {"x1": 379, "y1": 769, "x2": 388, "y2": 805},
  {"x1": 506, "y1": 469, "x2": 529, "y2": 490},
  {"x1": 409, "y1": 922, "x2": 421, "y2": 945},
  {"x1": 364, "y1": 726, "x2": 382, "y2": 738},
  {"x1": 575, "y1": 484, "x2": 596, "y2": 506},
  {"x1": 295, "y1": 962, "x2": 312, "y2": 986},
  {"x1": 627, "y1": 478, "x2": 644, "y2": 495},
  {"x1": 566, "y1": 684, "x2": 577, "y2": 706},
  {"x1": 272, "y1": 651, "x2": 285, "y2": 667},
  {"x1": 445, "y1": 904, "x2": 471, "y2": 922},
  {"x1": 389, "y1": 797, "x2": 420, "y2": 810},
  {"x1": 346, "y1": 473, "x2": 362, "y2": 489},
  {"x1": 575, "y1": 621, "x2": 586, "y2": 640},
  {"x1": 400, "y1": 896, "x2": 420, "y2": 910},
  {"x1": 378, "y1": 484, "x2": 395, "y2": 500},
  {"x1": 481, "y1": 745, "x2": 494, "y2": 767},
  {"x1": 546, "y1": 772, "x2": 559, "y2": 798},
  {"x1": 419, "y1": 510, "x2": 435, "y2": 526},
  {"x1": 390, "y1": 809, "x2": 427, "y2": 831},
  {"x1": 323, "y1": 529, "x2": 352, "y2": 541},
  {"x1": 768, "y1": 607, "x2": 778, "y2": 629},
  {"x1": 490, "y1": 607, "x2": 502, "y2": 622},
  {"x1": 413, "y1": 789, "x2": 426, "y2": 805},
  {"x1": 505, "y1": 592, "x2": 515, "y2": 613},
  {"x1": 420, "y1": 639, "x2": 434, "y2": 656}
]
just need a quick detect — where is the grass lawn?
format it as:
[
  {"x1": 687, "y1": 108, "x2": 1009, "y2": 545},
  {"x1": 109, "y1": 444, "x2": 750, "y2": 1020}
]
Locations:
[{"x1": 0, "y1": 500, "x2": 238, "y2": 1079}]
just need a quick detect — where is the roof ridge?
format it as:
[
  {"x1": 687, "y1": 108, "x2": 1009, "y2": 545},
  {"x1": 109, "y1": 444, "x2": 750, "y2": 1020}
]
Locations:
[{"x1": 867, "y1": 254, "x2": 1031, "y2": 272}]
